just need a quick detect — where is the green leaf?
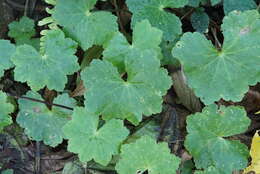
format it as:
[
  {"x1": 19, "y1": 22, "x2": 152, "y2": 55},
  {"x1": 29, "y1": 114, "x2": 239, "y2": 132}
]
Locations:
[
  {"x1": 11, "y1": 29, "x2": 79, "y2": 91},
  {"x1": 116, "y1": 135, "x2": 181, "y2": 174},
  {"x1": 188, "y1": 0, "x2": 201, "y2": 7},
  {"x1": 16, "y1": 91, "x2": 76, "y2": 147},
  {"x1": 0, "y1": 40, "x2": 15, "y2": 77},
  {"x1": 63, "y1": 107, "x2": 129, "y2": 166},
  {"x1": 211, "y1": 0, "x2": 221, "y2": 5},
  {"x1": 223, "y1": 0, "x2": 257, "y2": 15},
  {"x1": 103, "y1": 20, "x2": 162, "y2": 72},
  {"x1": 53, "y1": 0, "x2": 118, "y2": 50},
  {"x1": 191, "y1": 8, "x2": 209, "y2": 33},
  {"x1": 172, "y1": 10, "x2": 260, "y2": 104},
  {"x1": 126, "y1": 0, "x2": 186, "y2": 41},
  {"x1": 0, "y1": 92, "x2": 14, "y2": 132},
  {"x1": 8, "y1": 16, "x2": 39, "y2": 50},
  {"x1": 185, "y1": 104, "x2": 250, "y2": 174},
  {"x1": 81, "y1": 50, "x2": 172, "y2": 125}
]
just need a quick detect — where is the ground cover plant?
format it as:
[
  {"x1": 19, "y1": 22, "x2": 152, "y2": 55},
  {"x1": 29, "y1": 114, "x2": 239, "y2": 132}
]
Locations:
[{"x1": 0, "y1": 0, "x2": 260, "y2": 173}]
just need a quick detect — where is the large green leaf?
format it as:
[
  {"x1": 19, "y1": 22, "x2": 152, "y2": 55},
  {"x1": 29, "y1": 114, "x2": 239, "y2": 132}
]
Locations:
[
  {"x1": 81, "y1": 50, "x2": 172, "y2": 125},
  {"x1": 8, "y1": 16, "x2": 39, "y2": 49},
  {"x1": 0, "y1": 40, "x2": 15, "y2": 77},
  {"x1": 172, "y1": 10, "x2": 260, "y2": 104},
  {"x1": 0, "y1": 92, "x2": 14, "y2": 132},
  {"x1": 126, "y1": 0, "x2": 186, "y2": 41},
  {"x1": 16, "y1": 91, "x2": 76, "y2": 147},
  {"x1": 11, "y1": 29, "x2": 79, "y2": 91},
  {"x1": 63, "y1": 107, "x2": 129, "y2": 166},
  {"x1": 53, "y1": 0, "x2": 118, "y2": 50},
  {"x1": 116, "y1": 136, "x2": 181, "y2": 174},
  {"x1": 185, "y1": 104, "x2": 250, "y2": 174},
  {"x1": 103, "y1": 20, "x2": 162, "y2": 72}
]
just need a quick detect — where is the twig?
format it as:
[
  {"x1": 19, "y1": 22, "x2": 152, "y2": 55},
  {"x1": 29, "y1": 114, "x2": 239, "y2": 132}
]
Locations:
[
  {"x1": 181, "y1": 8, "x2": 195, "y2": 20},
  {"x1": 7, "y1": 93, "x2": 73, "y2": 110},
  {"x1": 35, "y1": 141, "x2": 41, "y2": 174},
  {"x1": 24, "y1": 0, "x2": 29, "y2": 16}
]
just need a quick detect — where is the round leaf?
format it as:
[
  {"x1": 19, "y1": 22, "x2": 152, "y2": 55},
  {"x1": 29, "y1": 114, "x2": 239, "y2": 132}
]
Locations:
[
  {"x1": 116, "y1": 136, "x2": 181, "y2": 174},
  {"x1": 172, "y1": 10, "x2": 260, "y2": 104},
  {"x1": 185, "y1": 104, "x2": 250, "y2": 173},
  {"x1": 16, "y1": 91, "x2": 76, "y2": 147}
]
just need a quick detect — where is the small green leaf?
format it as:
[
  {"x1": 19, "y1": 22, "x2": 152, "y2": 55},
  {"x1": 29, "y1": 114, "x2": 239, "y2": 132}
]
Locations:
[
  {"x1": 0, "y1": 40, "x2": 15, "y2": 77},
  {"x1": 223, "y1": 0, "x2": 257, "y2": 15},
  {"x1": 116, "y1": 135, "x2": 181, "y2": 174},
  {"x1": 11, "y1": 29, "x2": 79, "y2": 91},
  {"x1": 126, "y1": 0, "x2": 186, "y2": 41},
  {"x1": 16, "y1": 91, "x2": 76, "y2": 147},
  {"x1": 185, "y1": 104, "x2": 250, "y2": 174},
  {"x1": 82, "y1": 50, "x2": 172, "y2": 125},
  {"x1": 63, "y1": 107, "x2": 129, "y2": 166},
  {"x1": 8, "y1": 16, "x2": 39, "y2": 49},
  {"x1": 53, "y1": 0, "x2": 118, "y2": 50},
  {"x1": 0, "y1": 92, "x2": 14, "y2": 132},
  {"x1": 103, "y1": 20, "x2": 162, "y2": 72},
  {"x1": 172, "y1": 10, "x2": 260, "y2": 104},
  {"x1": 191, "y1": 9, "x2": 209, "y2": 33}
]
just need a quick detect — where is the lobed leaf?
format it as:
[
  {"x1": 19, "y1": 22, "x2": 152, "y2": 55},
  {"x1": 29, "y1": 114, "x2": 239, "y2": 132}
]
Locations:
[
  {"x1": 16, "y1": 91, "x2": 76, "y2": 147},
  {"x1": 103, "y1": 20, "x2": 162, "y2": 72},
  {"x1": 63, "y1": 107, "x2": 129, "y2": 166},
  {"x1": 82, "y1": 50, "x2": 172, "y2": 125},
  {"x1": 11, "y1": 29, "x2": 79, "y2": 91},
  {"x1": 53, "y1": 0, "x2": 118, "y2": 50},
  {"x1": 185, "y1": 104, "x2": 250, "y2": 173},
  {"x1": 172, "y1": 10, "x2": 260, "y2": 104},
  {"x1": 0, "y1": 92, "x2": 15, "y2": 132},
  {"x1": 0, "y1": 40, "x2": 15, "y2": 77},
  {"x1": 126, "y1": 0, "x2": 186, "y2": 41},
  {"x1": 116, "y1": 135, "x2": 181, "y2": 174}
]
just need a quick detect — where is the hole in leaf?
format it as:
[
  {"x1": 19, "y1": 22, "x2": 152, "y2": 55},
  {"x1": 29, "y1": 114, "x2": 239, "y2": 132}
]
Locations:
[{"x1": 121, "y1": 72, "x2": 128, "y2": 82}]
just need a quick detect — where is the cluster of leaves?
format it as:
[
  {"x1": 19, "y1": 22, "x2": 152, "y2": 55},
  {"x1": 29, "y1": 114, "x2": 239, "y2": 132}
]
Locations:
[{"x1": 0, "y1": 0, "x2": 260, "y2": 173}]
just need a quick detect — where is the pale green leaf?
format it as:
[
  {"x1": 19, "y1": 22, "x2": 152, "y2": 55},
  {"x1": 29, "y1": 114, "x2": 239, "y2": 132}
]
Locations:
[
  {"x1": 116, "y1": 135, "x2": 181, "y2": 174},
  {"x1": 211, "y1": 0, "x2": 221, "y2": 5},
  {"x1": 0, "y1": 40, "x2": 15, "y2": 77},
  {"x1": 126, "y1": 0, "x2": 185, "y2": 41},
  {"x1": 172, "y1": 10, "x2": 260, "y2": 104},
  {"x1": 0, "y1": 92, "x2": 14, "y2": 132},
  {"x1": 81, "y1": 50, "x2": 172, "y2": 125},
  {"x1": 223, "y1": 0, "x2": 257, "y2": 15},
  {"x1": 11, "y1": 29, "x2": 79, "y2": 91},
  {"x1": 16, "y1": 91, "x2": 76, "y2": 147},
  {"x1": 53, "y1": 0, "x2": 118, "y2": 50},
  {"x1": 185, "y1": 104, "x2": 250, "y2": 174},
  {"x1": 63, "y1": 107, "x2": 129, "y2": 166},
  {"x1": 103, "y1": 20, "x2": 162, "y2": 72}
]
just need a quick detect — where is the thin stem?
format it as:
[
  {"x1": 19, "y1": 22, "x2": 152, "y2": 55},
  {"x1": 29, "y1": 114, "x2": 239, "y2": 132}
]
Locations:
[
  {"x1": 24, "y1": 0, "x2": 30, "y2": 16},
  {"x1": 35, "y1": 141, "x2": 41, "y2": 174},
  {"x1": 113, "y1": 0, "x2": 127, "y2": 35},
  {"x1": 8, "y1": 93, "x2": 73, "y2": 110},
  {"x1": 211, "y1": 27, "x2": 221, "y2": 50}
]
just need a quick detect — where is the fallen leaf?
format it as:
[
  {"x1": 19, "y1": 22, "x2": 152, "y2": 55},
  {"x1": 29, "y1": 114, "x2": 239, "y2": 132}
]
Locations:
[{"x1": 244, "y1": 131, "x2": 260, "y2": 174}]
